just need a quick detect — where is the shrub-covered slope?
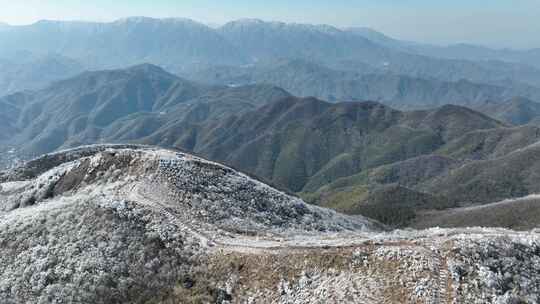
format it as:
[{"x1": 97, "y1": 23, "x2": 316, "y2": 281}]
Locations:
[
  {"x1": 0, "y1": 145, "x2": 380, "y2": 303},
  {"x1": 1, "y1": 145, "x2": 540, "y2": 303}
]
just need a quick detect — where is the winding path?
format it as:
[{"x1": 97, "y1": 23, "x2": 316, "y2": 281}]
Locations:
[{"x1": 124, "y1": 181, "x2": 456, "y2": 303}]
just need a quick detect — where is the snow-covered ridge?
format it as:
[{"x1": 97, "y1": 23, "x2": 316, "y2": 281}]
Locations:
[
  {"x1": 2, "y1": 144, "x2": 540, "y2": 303},
  {"x1": 0, "y1": 144, "x2": 381, "y2": 234}
]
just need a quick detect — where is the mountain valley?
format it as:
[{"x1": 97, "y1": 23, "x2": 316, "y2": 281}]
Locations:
[{"x1": 2, "y1": 13, "x2": 540, "y2": 303}]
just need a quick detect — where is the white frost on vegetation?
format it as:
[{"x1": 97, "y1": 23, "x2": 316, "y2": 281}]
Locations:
[{"x1": 1, "y1": 145, "x2": 540, "y2": 303}]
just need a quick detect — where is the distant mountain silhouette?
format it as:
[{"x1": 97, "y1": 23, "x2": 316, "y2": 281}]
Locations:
[
  {"x1": 184, "y1": 59, "x2": 540, "y2": 108},
  {"x1": 0, "y1": 53, "x2": 83, "y2": 94},
  {"x1": 347, "y1": 27, "x2": 540, "y2": 69},
  {"x1": 1, "y1": 17, "x2": 540, "y2": 87}
]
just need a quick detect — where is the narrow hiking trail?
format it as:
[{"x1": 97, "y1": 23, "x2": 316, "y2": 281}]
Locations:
[{"x1": 126, "y1": 180, "x2": 457, "y2": 303}]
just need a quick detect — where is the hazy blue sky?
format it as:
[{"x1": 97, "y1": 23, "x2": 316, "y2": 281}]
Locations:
[{"x1": 0, "y1": 0, "x2": 539, "y2": 49}]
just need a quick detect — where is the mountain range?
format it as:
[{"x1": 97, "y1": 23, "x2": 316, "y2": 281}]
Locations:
[
  {"x1": 0, "y1": 18, "x2": 244, "y2": 70},
  {"x1": 183, "y1": 59, "x2": 540, "y2": 109},
  {"x1": 3, "y1": 16, "x2": 540, "y2": 303},
  {"x1": 4, "y1": 64, "x2": 540, "y2": 228},
  {"x1": 2, "y1": 17, "x2": 540, "y2": 91},
  {"x1": 2, "y1": 17, "x2": 540, "y2": 121},
  {"x1": 0, "y1": 64, "x2": 290, "y2": 156}
]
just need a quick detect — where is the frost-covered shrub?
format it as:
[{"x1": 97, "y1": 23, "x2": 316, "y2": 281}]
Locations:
[{"x1": 0, "y1": 198, "x2": 199, "y2": 304}]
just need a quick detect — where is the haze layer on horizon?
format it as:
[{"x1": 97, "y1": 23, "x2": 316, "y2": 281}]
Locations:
[{"x1": 0, "y1": 0, "x2": 539, "y2": 50}]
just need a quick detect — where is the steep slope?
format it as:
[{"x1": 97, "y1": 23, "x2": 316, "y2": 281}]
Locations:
[{"x1": 1, "y1": 145, "x2": 540, "y2": 303}]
